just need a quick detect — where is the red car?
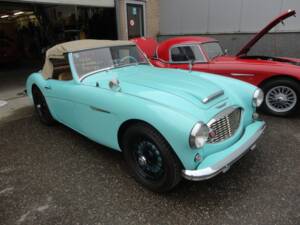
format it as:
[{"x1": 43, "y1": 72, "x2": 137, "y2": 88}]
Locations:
[{"x1": 133, "y1": 10, "x2": 300, "y2": 117}]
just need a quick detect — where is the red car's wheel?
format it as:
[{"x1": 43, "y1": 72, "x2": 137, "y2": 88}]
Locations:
[{"x1": 261, "y1": 78, "x2": 300, "y2": 117}]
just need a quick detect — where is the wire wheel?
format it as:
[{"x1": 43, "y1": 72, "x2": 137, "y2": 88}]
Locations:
[{"x1": 266, "y1": 85, "x2": 297, "y2": 113}]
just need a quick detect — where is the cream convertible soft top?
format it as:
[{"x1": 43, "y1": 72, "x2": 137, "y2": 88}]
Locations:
[{"x1": 42, "y1": 39, "x2": 135, "y2": 79}]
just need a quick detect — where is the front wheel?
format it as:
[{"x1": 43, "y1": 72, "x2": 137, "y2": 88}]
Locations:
[
  {"x1": 261, "y1": 78, "x2": 300, "y2": 117},
  {"x1": 122, "y1": 123, "x2": 182, "y2": 192}
]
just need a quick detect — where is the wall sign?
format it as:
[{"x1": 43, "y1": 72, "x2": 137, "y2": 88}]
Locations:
[{"x1": 130, "y1": 19, "x2": 135, "y2": 26}]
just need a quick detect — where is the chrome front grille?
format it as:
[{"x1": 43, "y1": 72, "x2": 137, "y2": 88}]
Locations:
[{"x1": 207, "y1": 107, "x2": 241, "y2": 144}]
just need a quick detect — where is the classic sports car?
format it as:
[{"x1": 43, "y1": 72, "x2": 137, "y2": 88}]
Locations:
[
  {"x1": 26, "y1": 39, "x2": 265, "y2": 192},
  {"x1": 133, "y1": 10, "x2": 300, "y2": 117}
]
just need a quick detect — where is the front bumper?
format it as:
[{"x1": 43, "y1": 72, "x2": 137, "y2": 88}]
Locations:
[{"x1": 182, "y1": 121, "x2": 266, "y2": 181}]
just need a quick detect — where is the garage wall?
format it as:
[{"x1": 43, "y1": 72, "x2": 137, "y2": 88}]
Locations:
[
  {"x1": 15, "y1": 0, "x2": 114, "y2": 7},
  {"x1": 159, "y1": 0, "x2": 300, "y2": 58},
  {"x1": 160, "y1": 0, "x2": 300, "y2": 35}
]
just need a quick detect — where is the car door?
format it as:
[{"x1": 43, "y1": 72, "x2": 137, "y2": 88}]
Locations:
[
  {"x1": 168, "y1": 44, "x2": 210, "y2": 72},
  {"x1": 44, "y1": 79, "x2": 78, "y2": 127},
  {"x1": 71, "y1": 79, "x2": 120, "y2": 148}
]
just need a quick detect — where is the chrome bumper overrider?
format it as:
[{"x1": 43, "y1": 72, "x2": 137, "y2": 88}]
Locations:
[{"x1": 182, "y1": 121, "x2": 266, "y2": 181}]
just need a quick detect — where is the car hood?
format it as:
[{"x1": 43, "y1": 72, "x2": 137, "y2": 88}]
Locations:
[
  {"x1": 237, "y1": 10, "x2": 296, "y2": 57},
  {"x1": 83, "y1": 65, "x2": 229, "y2": 111}
]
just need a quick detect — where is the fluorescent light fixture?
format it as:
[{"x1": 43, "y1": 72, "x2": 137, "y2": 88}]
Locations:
[
  {"x1": 14, "y1": 11, "x2": 24, "y2": 16},
  {"x1": 1, "y1": 15, "x2": 9, "y2": 18}
]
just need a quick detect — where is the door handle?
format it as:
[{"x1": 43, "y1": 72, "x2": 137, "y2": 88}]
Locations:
[{"x1": 44, "y1": 85, "x2": 52, "y2": 90}]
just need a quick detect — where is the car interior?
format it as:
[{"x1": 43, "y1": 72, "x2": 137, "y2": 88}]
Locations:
[
  {"x1": 51, "y1": 58, "x2": 73, "y2": 81},
  {"x1": 171, "y1": 46, "x2": 196, "y2": 62}
]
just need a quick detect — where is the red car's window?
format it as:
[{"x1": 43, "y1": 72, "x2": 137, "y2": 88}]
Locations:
[
  {"x1": 201, "y1": 42, "x2": 224, "y2": 60},
  {"x1": 170, "y1": 45, "x2": 205, "y2": 63}
]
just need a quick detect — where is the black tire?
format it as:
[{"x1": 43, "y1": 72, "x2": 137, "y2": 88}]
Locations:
[
  {"x1": 122, "y1": 123, "x2": 182, "y2": 192},
  {"x1": 32, "y1": 86, "x2": 56, "y2": 125},
  {"x1": 260, "y1": 78, "x2": 300, "y2": 117}
]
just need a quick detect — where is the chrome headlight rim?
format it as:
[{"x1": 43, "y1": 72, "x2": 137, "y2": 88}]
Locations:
[
  {"x1": 253, "y1": 88, "x2": 264, "y2": 107},
  {"x1": 189, "y1": 122, "x2": 209, "y2": 149}
]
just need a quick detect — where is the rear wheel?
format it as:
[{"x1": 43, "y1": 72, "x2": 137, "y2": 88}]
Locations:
[
  {"x1": 261, "y1": 78, "x2": 300, "y2": 117},
  {"x1": 122, "y1": 123, "x2": 182, "y2": 192},
  {"x1": 32, "y1": 86, "x2": 55, "y2": 125}
]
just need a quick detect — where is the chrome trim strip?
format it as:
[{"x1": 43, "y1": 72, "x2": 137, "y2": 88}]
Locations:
[
  {"x1": 202, "y1": 90, "x2": 224, "y2": 104},
  {"x1": 182, "y1": 122, "x2": 266, "y2": 181},
  {"x1": 90, "y1": 106, "x2": 110, "y2": 114},
  {"x1": 230, "y1": 73, "x2": 255, "y2": 77}
]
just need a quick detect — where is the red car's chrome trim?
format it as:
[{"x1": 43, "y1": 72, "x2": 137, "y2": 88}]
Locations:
[
  {"x1": 237, "y1": 9, "x2": 296, "y2": 57},
  {"x1": 230, "y1": 73, "x2": 255, "y2": 77}
]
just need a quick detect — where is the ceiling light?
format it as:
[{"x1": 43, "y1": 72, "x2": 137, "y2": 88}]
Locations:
[
  {"x1": 1, "y1": 15, "x2": 9, "y2": 19},
  {"x1": 14, "y1": 11, "x2": 24, "y2": 16}
]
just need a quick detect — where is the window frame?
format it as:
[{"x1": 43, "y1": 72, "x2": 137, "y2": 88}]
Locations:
[{"x1": 169, "y1": 43, "x2": 208, "y2": 64}]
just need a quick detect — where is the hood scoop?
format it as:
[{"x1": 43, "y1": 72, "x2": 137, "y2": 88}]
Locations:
[{"x1": 202, "y1": 90, "x2": 224, "y2": 104}]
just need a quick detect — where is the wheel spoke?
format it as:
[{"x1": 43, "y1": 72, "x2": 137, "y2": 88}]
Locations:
[{"x1": 266, "y1": 85, "x2": 297, "y2": 113}]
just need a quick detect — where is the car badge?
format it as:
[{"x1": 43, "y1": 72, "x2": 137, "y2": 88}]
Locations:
[{"x1": 209, "y1": 129, "x2": 217, "y2": 138}]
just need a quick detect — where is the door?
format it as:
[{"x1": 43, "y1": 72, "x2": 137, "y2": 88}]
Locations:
[
  {"x1": 44, "y1": 80, "x2": 77, "y2": 127},
  {"x1": 127, "y1": 3, "x2": 145, "y2": 39}
]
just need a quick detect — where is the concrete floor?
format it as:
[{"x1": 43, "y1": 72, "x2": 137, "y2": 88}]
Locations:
[
  {"x1": 0, "y1": 64, "x2": 38, "y2": 125},
  {"x1": 0, "y1": 111, "x2": 300, "y2": 225},
  {"x1": 0, "y1": 66, "x2": 300, "y2": 225}
]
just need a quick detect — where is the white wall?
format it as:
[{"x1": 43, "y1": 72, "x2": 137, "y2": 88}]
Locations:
[
  {"x1": 160, "y1": 0, "x2": 300, "y2": 35},
  {"x1": 17, "y1": 0, "x2": 114, "y2": 7}
]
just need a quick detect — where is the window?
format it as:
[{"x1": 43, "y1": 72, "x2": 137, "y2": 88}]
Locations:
[
  {"x1": 51, "y1": 57, "x2": 73, "y2": 81},
  {"x1": 201, "y1": 42, "x2": 224, "y2": 60},
  {"x1": 170, "y1": 45, "x2": 205, "y2": 63}
]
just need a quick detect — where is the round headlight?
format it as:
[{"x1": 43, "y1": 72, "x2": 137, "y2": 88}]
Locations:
[
  {"x1": 189, "y1": 122, "x2": 209, "y2": 149},
  {"x1": 253, "y1": 88, "x2": 264, "y2": 107}
]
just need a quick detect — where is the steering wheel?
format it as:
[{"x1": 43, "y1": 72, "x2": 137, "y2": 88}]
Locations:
[{"x1": 119, "y1": 56, "x2": 138, "y2": 64}]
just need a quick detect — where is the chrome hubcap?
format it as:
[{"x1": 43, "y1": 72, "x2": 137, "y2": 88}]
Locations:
[
  {"x1": 134, "y1": 140, "x2": 164, "y2": 180},
  {"x1": 138, "y1": 155, "x2": 147, "y2": 166},
  {"x1": 266, "y1": 86, "x2": 297, "y2": 113}
]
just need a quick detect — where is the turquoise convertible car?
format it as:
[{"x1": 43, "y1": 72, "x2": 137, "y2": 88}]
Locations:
[{"x1": 26, "y1": 40, "x2": 266, "y2": 192}]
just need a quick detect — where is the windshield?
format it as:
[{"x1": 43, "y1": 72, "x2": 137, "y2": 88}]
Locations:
[
  {"x1": 72, "y1": 45, "x2": 148, "y2": 79},
  {"x1": 201, "y1": 42, "x2": 224, "y2": 60}
]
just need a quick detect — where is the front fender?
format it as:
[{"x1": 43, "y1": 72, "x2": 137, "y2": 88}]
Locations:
[{"x1": 26, "y1": 72, "x2": 48, "y2": 100}]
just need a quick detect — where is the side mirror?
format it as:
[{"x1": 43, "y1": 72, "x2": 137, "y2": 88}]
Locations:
[
  {"x1": 188, "y1": 59, "x2": 195, "y2": 72},
  {"x1": 109, "y1": 78, "x2": 121, "y2": 92}
]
